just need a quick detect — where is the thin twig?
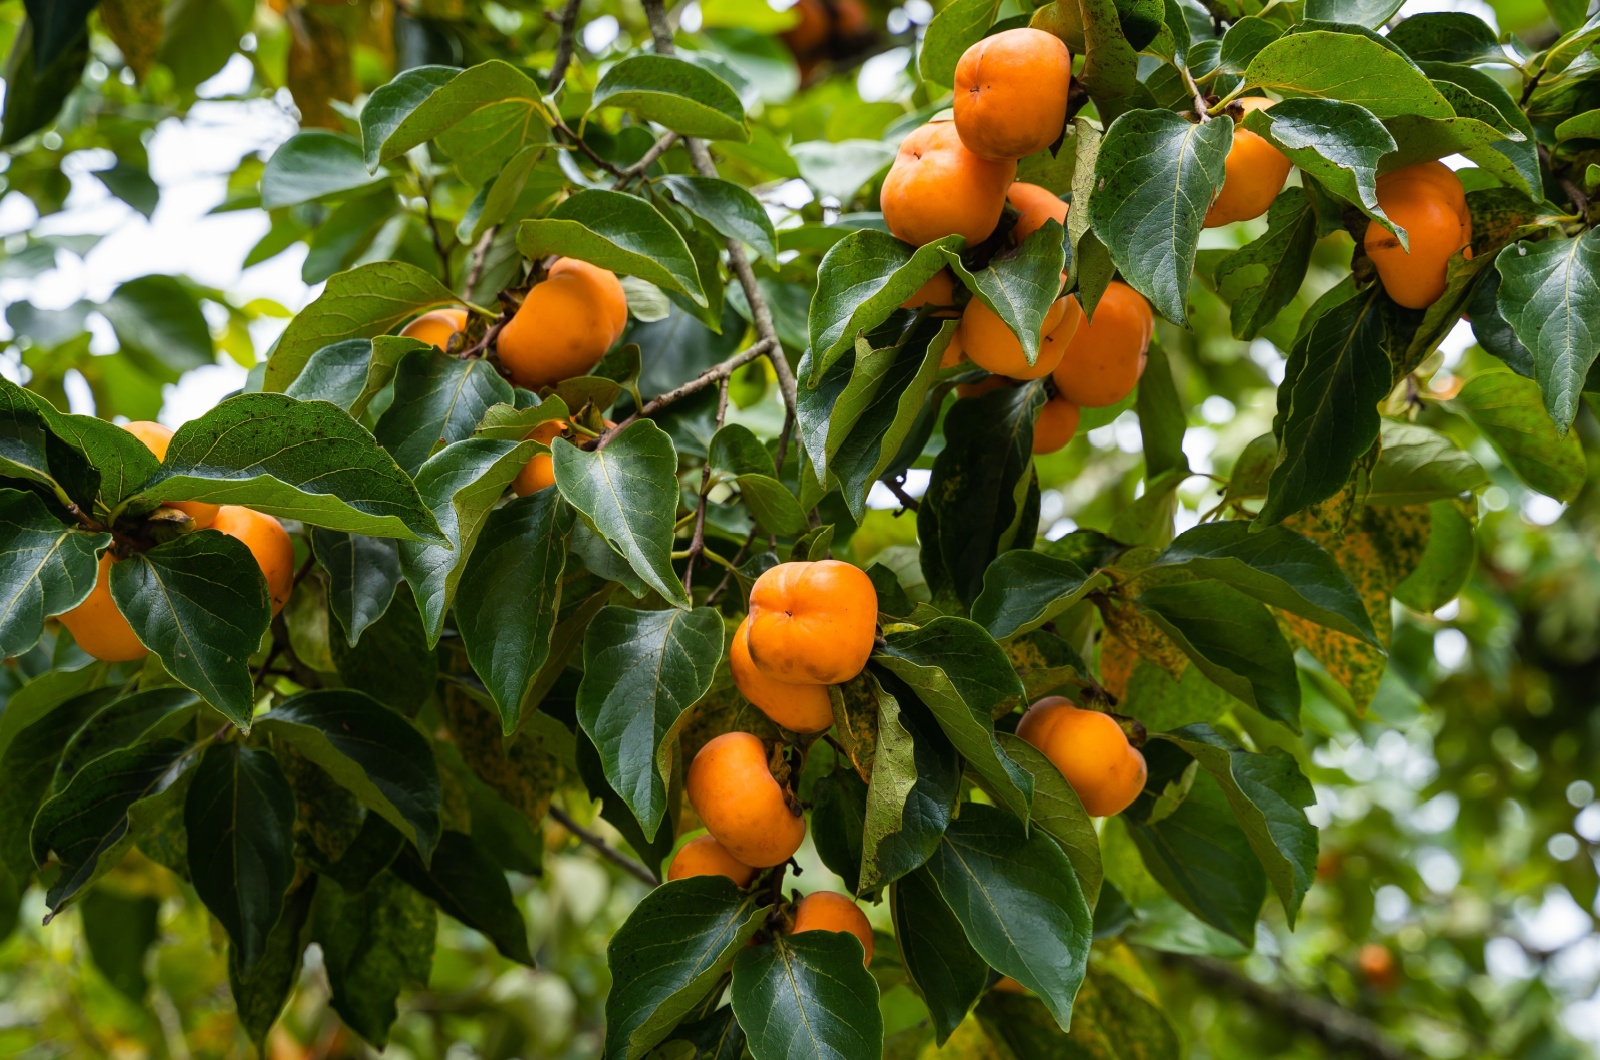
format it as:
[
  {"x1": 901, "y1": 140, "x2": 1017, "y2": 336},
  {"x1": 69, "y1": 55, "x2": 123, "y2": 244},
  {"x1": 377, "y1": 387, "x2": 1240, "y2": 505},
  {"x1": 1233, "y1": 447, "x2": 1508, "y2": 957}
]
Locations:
[
  {"x1": 464, "y1": 225, "x2": 497, "y2": 297},
  {"x1": 642, "y1": 0, "x2": 799, "y2": 474},
  {"x1": 1158, "y1": 953, "x2": 1416, "y2": 1060},
  {"x1": 1180, "y1": 64, "x2": 1210, "y2": 121},
  {"x1": 616, "y1": 131, "x2": 679, "y2": 184},
  {"x1": 595, "y1": 337, "x2": 775, "y2": 447},
  {"x1": 884, "y1": 474, "x2": 920, "y2": 513},
  {"x1": 683, "y1": 377, "x2": 731, "y2": 593},
  {"x1": 553, "y1": 117, "x2": 628, "y2": 178},
  {"x1": 548, "y1": 805, "x2": 660, "y2": 886},
  {"x1": 62, "y1": 501, "x2": 107, "y2": 534},
  {"x1": 547, "y1": 0, "x2": 583, "y2": 92},
  {"x1": 703, "y1": 525, "x2": 762, "y2": 607},
  {"x1": 417, "y1": 174, "x2": 453, "y2": 288}
]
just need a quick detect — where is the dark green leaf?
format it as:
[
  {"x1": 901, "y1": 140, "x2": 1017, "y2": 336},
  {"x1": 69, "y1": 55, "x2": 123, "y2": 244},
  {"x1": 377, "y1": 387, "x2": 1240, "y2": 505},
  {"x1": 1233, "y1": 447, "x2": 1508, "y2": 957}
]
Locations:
[
  {"x1": 110, "y1": 531, "x2": 272, "y2": 729},
  {"x1": 1422, "y1": 63, "x2": 1539, "y2": 198},
  {"x1": 859, "y1": 672, "x2": 961, "y2": 892},
  {"x1": 329, "y1": 589, "x2": 436, "y2": 716},
  {"x1": 374, "y1": 350, "x2": 514, "y2": 476},
  {"x1": 553, "y1": 419, "x2": 688, "y2": 608},
  {"x1": 0, "y1": 489, "x2": 103, "y2": 658},
  {"x1": 919, "y1": 0, "x2": 1001, "y2": 85},
  {"x1": 1367, "y1": 421, "x2": 1488, "y2": 505},
  {"x1": 995, "y1": 733, "x2": 1102, "y2": 906},
  {"x1": 1448, "y1": 370, "x2": 1586, "y2": 501},
  {"x1": 892, "y1": 866, "x2": 987, "y2": 1044},
  {"x1": 811, "y1": 769, "x2": 868, "y2": 895},
  {"x1": 457, "y1": 489, "x2": 575, "y2": 732},
  {"x1": 1136, "y1": 580, "x2": 1302, "y2": 731},
  {"x1": 578, "y1": 606, "x2": 723, "y2": 841},
  {"x1": 592, "y1": 55, "x2": 749, "y2": 142},
  {"x1": 731, "y1": 933, "x2": 883, "y2": 1060},
  {"x1": 875, "y1": 618, "x2": 1032, "y2": 822},
  {"x1": 1243, "y1": 29, "x2": 1454, "y2": 118},
  {"x1": 392, "y1": 830, "x2": 533, "y2": 966},
  {"x1": 1303, "y1": 0, "x2": 1403, "y2": 29},
  {"x1": 1387, "y1": 12, "x2": 1505, "y2": 64},
  {"x1": 259, "y1": 690, "x2": 441, "y2": 860},
  {"x1": 101, "y1": 274, "x2": 214, "y2": 376},
  {"x1": 806, "y1": 230, "x2": 961, "y2": 382},
  {"x1": 311, "y1": 529, "x2": 401, "y2": 647},
  {"x1": 186, "y1": 743, "x2": 297, "y2": 969},
  {"x1": 285, "y1": 336, "x2": 427, "y2": 420},
  {"x1": 1213, "y1": 188, "x2": 1319, "y2": 341},
  {"x1": 1240, "y1": 100, "x2": 1396, "y2": 236},
  {"x1": 92, "y1": 162, "x2": 159, "y2": 220},
  {"x1": 518, "y1": 190, "x2": 708, "y2": 307},
  {"x1": 56, "y1": 687, "x2": 200, "y2": 789},
  {"x1": 925, "y1": 804, "x2": 1093, "y2": 1031},
  {"x1": 1, "y1": 16, "x2": 89, "y2": 148},
  {"x1": 1257, "y1": 287, "x2": 1390, "y2": 525},
  {"x1": 606, "y1": 876, "x2": 767, "y2": 1060},
  {"x1": 81, "y1": 887, "x2": 161, "y2": 1001},
  {"x1": 1394, "y1": 499, "x2": 1476, "y2": 612},
  {"x1": 971, "y1": 550, "x2": 1109, "y2": 642},
  {"x1": 1151, "y1": 520, "x2": 1378, "y2": 644},
  {"x1": 942, "y1": 221, "x2": 1068, "y2": 366},
  {"x1": 362, "y1": 61, "x2": 549, "y2": 179},
  {"x1": 1076, "y1": 0, "x2": 1141, "y2": 102},
  {"x1": 229, "y1": 879, "x2": 314, "y2": 1050},
  {"x1": 1088, "y1": 109, "x2": 1232, "y2": 325},
  {"x1": 261, "y1": 131, "x2": 388, "y2": 208},
  {"x1": 659, "y1": 175, "x2": 777, "y2": 261},
  {"x1": 137, "y1": 393, "x2": 444, "y2": 542},
  {"x1": 1494, "y1": 231, "x2": 1600, "y2": 433},
  {"x1": 0, "y1": 685, "x2": 114, "y2": 884},
  {"x1": 314, "y1": 872, "x2": 436, "y2": 1049}
]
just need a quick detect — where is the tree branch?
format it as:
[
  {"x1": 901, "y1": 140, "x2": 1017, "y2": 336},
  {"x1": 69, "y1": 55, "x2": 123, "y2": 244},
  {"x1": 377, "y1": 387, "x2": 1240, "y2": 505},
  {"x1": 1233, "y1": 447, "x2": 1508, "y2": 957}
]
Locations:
[
  {"x1": 884, "y1": 474, "x2": 920, "y2": 513},
  {"x1": 595, "y1": 337, "x2": 775, "y2": 447},
  {"x1": 547, "y1": 0, "x2": 583, "y2": 93},
  {"x1": 616, "y1": 131, "x2": 679, "y2": 184},
  {"x1": 1181, "y1": 64, "x2": 1211, "y2": 121},
  {"x1": 1158, "y1": 953, "x2": 1416, "y2": 1060},
  {"x1": 683, "y1": 377, "x2": 730, "y2": 592},
  {"x1": 464, "y1": 225, "x2": 497, "y2": 297},
  {"x1": 548, "y1": 805, "x2": 660, "y2": 886}
]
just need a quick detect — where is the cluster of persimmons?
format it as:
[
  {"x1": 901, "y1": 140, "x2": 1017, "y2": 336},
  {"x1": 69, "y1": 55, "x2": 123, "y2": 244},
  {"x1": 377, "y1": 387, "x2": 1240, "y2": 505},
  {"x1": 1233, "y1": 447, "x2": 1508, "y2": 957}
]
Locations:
[{"x1": 59, "y1": 421, "x2": 295, "y2": 663}]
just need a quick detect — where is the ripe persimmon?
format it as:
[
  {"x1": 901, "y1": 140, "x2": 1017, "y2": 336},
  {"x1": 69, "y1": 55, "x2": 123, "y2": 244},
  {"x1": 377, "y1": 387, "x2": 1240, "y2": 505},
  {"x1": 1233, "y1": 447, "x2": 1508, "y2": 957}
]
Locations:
[
  {"x1": 791, "y1": 891, "x2": 874, "y2": 966},
  {"x1": 1016, "y1": 696, "x2": 1146, "y2": 816},
  {"x1": 1033, "y1": 396, "x2": 1080, "y2": 454},
  {"x1": 1007, "y1": 182, "x2": 1069, "y2": 242},
  {"x1": 122, "y1": 421, "x2": 218, "y2": 529},
  {"x1": 1049, "y1": 282, "x2": 1152, "y2": 408},
  {"x1": 902, "y1": 269, "x2": 960, "y2": 316},
  {"x1": 497, "y1": 258, "x2": 628, "y2": 389},
  {"x1": 953, "y1": 29, "x2": 1072, "y2": 162},
  {"x1": 940, "y1": 326, "x2": 968, "y2": 369},
  {"x1": 1358, "y1": 943, "x2": 1399, "y2": 990},
  {"x1": 962, "y1": 293, "x2": 1078, "y2": 380},
  {"x1": 1204, "y1": 98, "x2": 1291, "y2": 228},
  {"x1": 730, "y1": 616, "x2": 834, "y2": 733},
  {"x1": 57, "y1": 553, "x2": 148, "y2": 662},
  {"x1": 1364, "y1": 162, "x2": 1472, "y2": 309},
  {"x1": 745, "y1": 560, "x2": 878, "y2": 685},
  {"x1": 512, "y1": 419, "x2": 567, "y2": 497},
  {"x1": 399, "y1": 307, "x2": 468, "y2": 351},
  {"x1": 881, "y1": 122, "x2": 1016, "y2": 247},
  {"x1": 212, "y1": 506, "x2": 295, "y2": 615},
  {"x1": 667, "y1": 835, "x2": 756, "y2": 887},
  {"x1": 956, "y1": 374, "x2": 1014, "y2": 399},
  {"x1": 686, "y1": 732, "x2": 806, "y2": 868}
]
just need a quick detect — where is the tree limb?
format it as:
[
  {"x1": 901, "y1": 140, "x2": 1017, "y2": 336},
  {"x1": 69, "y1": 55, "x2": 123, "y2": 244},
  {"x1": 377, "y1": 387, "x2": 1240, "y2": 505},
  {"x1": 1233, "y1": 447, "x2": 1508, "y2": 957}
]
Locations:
[
  {"x1": 548, "y1": 805, "x2": 660, "y2": 886},
  {"x1": 595, "y1": 336, "x2": 775, "y2": 447},
  {"x1": 548, "y1": 0, "x2": 583, "y2": 93},
  {"x1": 683, "y1": 377, "x2": 730, "y2": 592}
]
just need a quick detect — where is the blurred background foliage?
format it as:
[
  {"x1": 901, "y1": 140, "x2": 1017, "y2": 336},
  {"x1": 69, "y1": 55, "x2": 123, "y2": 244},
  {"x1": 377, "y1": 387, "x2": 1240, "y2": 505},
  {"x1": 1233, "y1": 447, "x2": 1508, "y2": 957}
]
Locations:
[{"x1": 0, "y1": 0, "x2": 1596, "y2": 1057}]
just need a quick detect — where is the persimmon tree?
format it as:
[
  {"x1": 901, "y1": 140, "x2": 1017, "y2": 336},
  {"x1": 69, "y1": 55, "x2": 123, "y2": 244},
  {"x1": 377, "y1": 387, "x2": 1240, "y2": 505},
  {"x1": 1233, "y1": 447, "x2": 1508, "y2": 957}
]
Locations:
[{"x1": 0, "y1": 0, "x2": 1597, "y2": 1056}]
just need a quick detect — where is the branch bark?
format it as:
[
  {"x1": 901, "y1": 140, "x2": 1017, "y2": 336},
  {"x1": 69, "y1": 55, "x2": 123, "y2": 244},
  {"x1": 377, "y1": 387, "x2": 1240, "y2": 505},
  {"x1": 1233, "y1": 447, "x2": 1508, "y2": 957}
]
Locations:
[
  {"x1": 548, "y1": 805, "x2": 660, "y2": 886},
  {"x1": 595, "y1": 336, "x2": 775, "y2": 447},
  {"x1": 547, "y1": 0, "x2": 583, "y2": 92}
]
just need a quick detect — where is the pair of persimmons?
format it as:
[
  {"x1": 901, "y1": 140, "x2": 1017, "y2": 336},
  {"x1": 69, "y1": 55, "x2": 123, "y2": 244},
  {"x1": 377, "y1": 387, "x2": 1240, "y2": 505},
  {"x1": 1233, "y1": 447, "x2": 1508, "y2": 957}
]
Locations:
[
  {"x1": 665, "y1": 559, "x2": 1147, "y2": 961},
  {"x1": 59, "y1": 422, "x2": 295, "y2": 662}
]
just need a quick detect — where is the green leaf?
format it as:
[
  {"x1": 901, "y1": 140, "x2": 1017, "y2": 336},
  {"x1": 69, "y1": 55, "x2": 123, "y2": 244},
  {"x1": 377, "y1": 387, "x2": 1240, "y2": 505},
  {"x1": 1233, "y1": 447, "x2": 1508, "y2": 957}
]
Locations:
[
  {"x1": 1303, "y1": 0, "x2": 1403, "y2": 28},
  {"x1": 1448, "y1": 371, "x2": 1586, "y2": 502},
  {"x1": 1240, "y1": 100, "x2": 1396, "y2": 237},
  {"x1": 374, "y1": 350, "x2": 515, "y2": 477},
  {"x1": 0, "y1": 685, "x2": 115, "y2": 885},
  {"x1": 259, "y1": 690, "x2": 441, "y2": 860},
  {"x1": 1257, "y1": 286, "x2": 1389, "y2": 526},
  {"x1": 81, "y1": 887, "x2": 161, "y2": 1001},
  {"x1": 137, "y1": 393, "x2": 442, "y2": 542},
  {"x1": 110, "y1": 531, "x2": 272, "y2": 729},
  {"x1": 186, "y1": 743, "x2": 297, "y2": 969},
  {"x1": 977, "y1": 965, "x2": 1182, "y2": 1059},
  {"x1": 1386, "y1": 12, "x2": 1505, "y2": 64},
  {"x1": 811, "y1": 768, "x2": 868, "y2": 895},
  {"x1": 0, "y1": 489, "x2": 103, "y2": 658},
  {"x1": 659, "y1": 175, "x2": 777, "y2": 262},
  {"x1": 919, "y1": 385, "x2": 1041, "y2": 608},
  {"x1": 22, "y1": 396, "x2": 164, "y2": 511},
  {"x1": 892, "y1": 866, "x2": 987, "y2": 1044},
  {"x1": 1394, "y1": 498, "x2": 1476, "y2": 612},
  {"x1": 361, "y1": 60, "x2": 549, "y2": 179},
  {"x1": 1135, "y1": 580, "x2": 1303, "y2": 731},
  {"x1": 1217, "y1": 17, "x2": 1285, "y2": 74},
  {"x1": 1421, "y1": 63, "x2": 1539, "y2": 198},
  {"x1": 875, "y1": 618, "x2": 1032, "y2": 822},
  {"x1": 919, "y1": 0, "x2": 1000, "y2": 86},
  {"x1": 0, "y1": 15, "x2": 89, "y2": 147},
  {"x1": 0, "y1": 376, "x2": 75, "y2": 498},
  {"x1": 860, "y1": 672, "x2": 961, "y2": 893},
  {"x1": 592, "y1": 55, "x2": 749, "y2": 142},
  {"x1": 971, "y1": 550, "x2": 1109, "y2": 642},
  {"x1": 1087, "y1": 108, "x2": 1232, "y2": 326},
  {"x1": 261, "y1": 131, "x2": 387, "y2": 208},
  {"x1": 229, "y1": 879, "x2": 314, "y2": 1051},
  {"x1": 1367, "y1": 421, "x2": 1488, "y2": 505},
  {"x1": 392, "y1": 830, "x2": 533, "y2": 966},
  {"x1": 1493, "y1": 231, "x2": 1600, "y2": 433},
  {"x1": 55, "y1": 687, "x2": 201, "y2": 790},
  {"x1": 1156, "y1": 725, "x2": 1317, "y2": 925},
  {"x1": 1151, "y1": 521, "x2": 1378, "y2": 645},
  {"x1": 942, "y1": 221, "x2": 1068, "y2": 365},
  {"x1": 31, "y1": 737, "x2": 192, "y2": 914},
  {"x1": 806, "y1": 231, "x2": 962, "y2": 383},
  {"x1": 605, "y1": 876, "x2": 767, "y2": 1060},
  {"x1": 314, "y1": 872, "x2": 436, "y2": 1049},
  {"x1": 995, "y1": 733, "x2": 1102, "y2": 907},
  {"x1": 518, "y1": 191, "x2": 708, "y2": 307},
  {"x1": 578, "y1": 606, "x2": 723, "y2": 841},
  {"x1": 310, "y1": 529, "x2": 401, "y2": 647},
  {"x1": 925, "y1": 804, "x2": 1093, "y2": 1032},
  {"x1": 399, "y1": 437, "x2": 537, "y2": 645},
  {"x1": 285, "y1": 336, "x2": 427, "y2": 420},
  {"x1": 1244, "y1": 30, "x2": 1454, "y2": 119},
  {"x1": 1076, "y1": 0, "x2": 1141, "y2": 102},
  {"x1": 1125, "y1": 768, "x2": 1267, "y2": 944},
  {"x1": 731, "y1": 933, "x2": 884, "y2": 1060},
  {"x1": 553, "y1": 420, "x2": 688, "y2": 608},
  {"x1": 457, "y1": 489, "x2": 575, "y2": 732},
  {"x1": 101, "y1": 274, "x2": 215, "y2": 376},
  {"x1": 264, "y1": 261, "x2": 461, "y2": 392},
  {"x1": 1211, "y1": 188, "x2": 1317, "y2": 341}
]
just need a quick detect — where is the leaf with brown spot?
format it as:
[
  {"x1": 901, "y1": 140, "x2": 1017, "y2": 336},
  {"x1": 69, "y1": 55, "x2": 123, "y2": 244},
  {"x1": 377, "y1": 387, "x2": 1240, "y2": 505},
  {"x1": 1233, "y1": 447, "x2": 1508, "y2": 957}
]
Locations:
[
  {"x1": 1099, "y1": 596, "x2": 1189, "y2": 681},
  {"x1": 98, "y1": 0, "x2": 162, "y2": 80},
  {"x1": 287, "y1": 8, "x2": 357, "y2": 131},
  {"x1": 830, "y1": 674, "x2": 879, "y2": 782},
  {"x1": 441, "y1": 684, "x2": 572, "y2": 828}
]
